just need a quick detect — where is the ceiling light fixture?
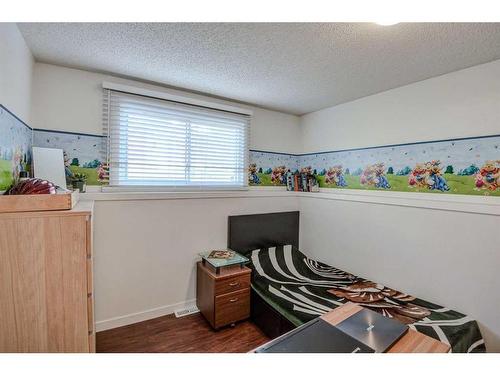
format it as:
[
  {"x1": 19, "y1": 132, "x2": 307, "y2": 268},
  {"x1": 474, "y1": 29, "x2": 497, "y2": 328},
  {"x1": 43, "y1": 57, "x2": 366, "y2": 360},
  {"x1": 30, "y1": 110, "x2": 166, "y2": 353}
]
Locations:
[{"x1": 375, "y1": 21, "x2": 400, "y2": 26}]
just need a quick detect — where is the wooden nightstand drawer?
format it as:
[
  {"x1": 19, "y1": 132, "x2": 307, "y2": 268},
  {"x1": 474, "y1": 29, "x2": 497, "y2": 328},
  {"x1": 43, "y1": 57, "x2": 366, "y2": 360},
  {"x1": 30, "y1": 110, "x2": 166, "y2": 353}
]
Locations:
[
  {"x1": 214, "y1": 289, "x2": 250, "y2": 328},
  {"x1": 215, "y1": 273, "x2": 250, "y2": 296},
  {"x1": 197, "y1": 261, "x2": 251, "y2": 329}
]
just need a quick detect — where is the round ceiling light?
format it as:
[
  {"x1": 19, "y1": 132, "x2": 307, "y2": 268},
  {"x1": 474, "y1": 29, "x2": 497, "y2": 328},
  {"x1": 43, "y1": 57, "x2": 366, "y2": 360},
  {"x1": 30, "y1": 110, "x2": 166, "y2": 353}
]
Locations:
[{"x1": 375, "y1": 21, "x2": 400, "y2": 26}]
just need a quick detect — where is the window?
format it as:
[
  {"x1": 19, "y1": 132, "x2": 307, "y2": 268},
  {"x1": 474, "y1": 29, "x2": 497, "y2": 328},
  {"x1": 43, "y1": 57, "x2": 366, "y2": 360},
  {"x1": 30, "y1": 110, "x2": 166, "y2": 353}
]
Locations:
[{"x1": 103, "y1": 89, "x2": 250, "y2": 190}]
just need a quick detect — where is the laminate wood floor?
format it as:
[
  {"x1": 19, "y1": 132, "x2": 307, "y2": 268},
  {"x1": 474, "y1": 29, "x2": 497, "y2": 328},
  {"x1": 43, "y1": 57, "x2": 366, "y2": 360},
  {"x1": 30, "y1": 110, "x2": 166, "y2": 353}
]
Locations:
[{"x1": 96, "y1": 313, "x2": 269, "y2": 353}]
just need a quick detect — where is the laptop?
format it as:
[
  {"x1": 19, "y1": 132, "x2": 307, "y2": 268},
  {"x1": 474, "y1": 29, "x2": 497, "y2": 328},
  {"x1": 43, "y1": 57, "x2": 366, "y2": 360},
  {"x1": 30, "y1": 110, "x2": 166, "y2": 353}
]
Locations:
[
  {"x1": 255, "y1": 318, "x2": 375, "y2": 353},
  {"x1": 336, "y1": 308, "x2": 409, "y2": 353}
]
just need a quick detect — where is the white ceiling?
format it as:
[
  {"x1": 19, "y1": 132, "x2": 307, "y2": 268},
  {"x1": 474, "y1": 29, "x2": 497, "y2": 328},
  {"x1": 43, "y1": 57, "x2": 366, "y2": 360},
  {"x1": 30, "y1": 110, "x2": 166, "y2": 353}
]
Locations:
[{"x1": 18, "y1": 23, "x2": 500, "y2": 115}]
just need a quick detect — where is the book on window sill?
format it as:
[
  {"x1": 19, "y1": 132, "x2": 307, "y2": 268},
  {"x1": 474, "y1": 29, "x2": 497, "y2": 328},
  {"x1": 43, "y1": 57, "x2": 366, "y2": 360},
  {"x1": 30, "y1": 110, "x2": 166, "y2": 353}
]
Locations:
[{"x1": 286, "y1": 172, "x2": 320, "y2": 193}]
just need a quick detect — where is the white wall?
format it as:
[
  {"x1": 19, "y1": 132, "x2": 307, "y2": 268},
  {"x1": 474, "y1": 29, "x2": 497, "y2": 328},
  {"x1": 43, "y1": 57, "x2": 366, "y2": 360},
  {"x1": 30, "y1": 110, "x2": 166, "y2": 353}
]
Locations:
[
  {"x1": 299, "y1": 196, "x2": 500, "y2": 351},
  {"x1": 29, "y1": 63, "x2": 302, "y2": 330},
  {"x1": 31, "y1": 63, "x2": 301, "y2": 153},
  {"x1": 298, "y1": 60, "x2": 500, "y2": 351},
  {"x1": 92, "y1": 193, "x2": 298, "y2": 330},
  {"x1": 0, "y1": 23, "x2": 34, "y2": 123},
  {"x1": 301, "y1": 59, "x2": 500, "y2": 153}
]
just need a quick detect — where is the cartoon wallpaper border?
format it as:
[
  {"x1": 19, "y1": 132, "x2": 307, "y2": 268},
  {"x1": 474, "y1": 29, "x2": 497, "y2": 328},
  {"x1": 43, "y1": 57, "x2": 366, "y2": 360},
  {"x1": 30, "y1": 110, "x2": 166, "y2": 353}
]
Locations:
[
  {"x1": 0, "y1": 105, "x2": 32, "y2": 191},
  {"x1": 249, "y1": 134, "x2": 500, "y2": 196},
  {"x1": 1, "y1": 102, "x2": 499, "y2": 196},
  {"x1": 33, "y1": 129, "x2": 107, "y2": 186}
]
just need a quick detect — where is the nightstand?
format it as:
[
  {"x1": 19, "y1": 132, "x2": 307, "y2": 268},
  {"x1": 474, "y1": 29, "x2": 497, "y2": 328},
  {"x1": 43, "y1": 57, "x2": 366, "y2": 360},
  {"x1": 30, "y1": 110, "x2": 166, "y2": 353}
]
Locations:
[{"x1": 196, "y1": 261, "x2": 251, "y2": 329}]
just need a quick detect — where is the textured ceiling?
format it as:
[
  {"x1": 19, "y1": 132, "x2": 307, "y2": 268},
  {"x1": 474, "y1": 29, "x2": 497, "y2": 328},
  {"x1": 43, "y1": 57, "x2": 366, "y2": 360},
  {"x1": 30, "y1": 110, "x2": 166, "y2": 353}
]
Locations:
[{"x1": 18, "y1": 23, "x2": 500, "y2": 115}]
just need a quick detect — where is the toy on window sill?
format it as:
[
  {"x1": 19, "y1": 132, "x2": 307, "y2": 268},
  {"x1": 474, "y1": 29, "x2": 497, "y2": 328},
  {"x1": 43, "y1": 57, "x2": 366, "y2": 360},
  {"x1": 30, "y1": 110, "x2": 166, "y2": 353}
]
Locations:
[{"x1": 71, "y1": 173, "x2": 88, "y2": 193}]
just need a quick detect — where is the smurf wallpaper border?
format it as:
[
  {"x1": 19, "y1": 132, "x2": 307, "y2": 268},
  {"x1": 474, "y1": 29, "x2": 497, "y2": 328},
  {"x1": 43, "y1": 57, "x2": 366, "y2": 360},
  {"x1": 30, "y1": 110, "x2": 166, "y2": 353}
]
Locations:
[{"x1": 249, "y1": 134, "x2": 500, "y2": 196}]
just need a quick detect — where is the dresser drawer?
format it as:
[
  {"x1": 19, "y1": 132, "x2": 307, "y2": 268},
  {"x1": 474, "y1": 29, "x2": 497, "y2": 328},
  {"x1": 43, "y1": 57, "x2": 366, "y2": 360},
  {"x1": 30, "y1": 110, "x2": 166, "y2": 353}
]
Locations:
[
  {"x1": 215, "y1": 273, "x2": 250, "y2": 296},
  {"x1": 214, "y1": 288, "x2": 250, "y2": 328}
]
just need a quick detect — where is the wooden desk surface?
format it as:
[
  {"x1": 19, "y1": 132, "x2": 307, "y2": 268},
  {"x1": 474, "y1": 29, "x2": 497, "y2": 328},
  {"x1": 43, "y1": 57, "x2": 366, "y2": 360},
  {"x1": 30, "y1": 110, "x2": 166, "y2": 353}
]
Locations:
[{"x1": 320, "y1": 302, "x2": 450, "y2": 353}]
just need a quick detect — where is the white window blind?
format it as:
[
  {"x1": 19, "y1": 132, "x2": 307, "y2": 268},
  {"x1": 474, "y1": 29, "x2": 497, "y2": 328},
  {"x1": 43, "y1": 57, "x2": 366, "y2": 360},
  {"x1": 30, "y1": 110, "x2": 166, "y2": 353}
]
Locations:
[{"x1": 103, "y1": 90, "x2": 250, "y2": 189}]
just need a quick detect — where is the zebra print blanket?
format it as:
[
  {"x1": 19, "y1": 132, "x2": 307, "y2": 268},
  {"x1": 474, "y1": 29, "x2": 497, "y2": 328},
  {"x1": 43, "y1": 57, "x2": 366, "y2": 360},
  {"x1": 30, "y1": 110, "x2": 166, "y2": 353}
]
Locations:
[{"x1": 249, "y1": 245, "x2": 485, "y2": 353}]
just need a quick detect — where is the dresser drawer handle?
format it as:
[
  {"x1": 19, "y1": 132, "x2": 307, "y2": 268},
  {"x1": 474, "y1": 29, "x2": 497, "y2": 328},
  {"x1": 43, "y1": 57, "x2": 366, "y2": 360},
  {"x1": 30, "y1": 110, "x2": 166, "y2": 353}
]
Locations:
[
  {"x1": 229, "y1": 298, "x2": 239, "y2": 303},
  {"x1": 229, "y1": 281, "x2": 240, "y2": 287}
]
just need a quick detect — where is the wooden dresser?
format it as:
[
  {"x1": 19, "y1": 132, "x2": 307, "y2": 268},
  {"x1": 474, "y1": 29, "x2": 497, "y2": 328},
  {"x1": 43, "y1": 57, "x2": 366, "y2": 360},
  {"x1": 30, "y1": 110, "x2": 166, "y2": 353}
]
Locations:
[
  {"x1": 196, "y1": 262, "x2": 251, "y2": 329},
  {"x1": 0, "y1": 202, "x2": 95, "y2": 352}
]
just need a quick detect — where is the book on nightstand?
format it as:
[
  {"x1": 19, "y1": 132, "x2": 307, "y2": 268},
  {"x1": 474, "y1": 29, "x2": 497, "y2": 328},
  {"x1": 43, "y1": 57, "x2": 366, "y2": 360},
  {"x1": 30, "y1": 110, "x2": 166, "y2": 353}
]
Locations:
[{"x1": 199, "y1": 249, "x2": 249, "y2": 275}]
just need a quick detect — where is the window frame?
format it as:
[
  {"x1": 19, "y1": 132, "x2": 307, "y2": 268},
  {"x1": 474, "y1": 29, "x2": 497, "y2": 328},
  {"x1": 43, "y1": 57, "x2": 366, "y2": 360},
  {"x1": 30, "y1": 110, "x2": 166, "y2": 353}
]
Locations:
[{"x1": 102, "y1": 82, "x2": 252, "y2": 192}]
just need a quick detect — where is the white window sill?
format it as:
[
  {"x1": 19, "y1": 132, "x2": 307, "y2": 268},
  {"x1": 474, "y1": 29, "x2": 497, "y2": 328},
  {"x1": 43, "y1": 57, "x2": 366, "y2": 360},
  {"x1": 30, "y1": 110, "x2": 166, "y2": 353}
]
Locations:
[
  {"x1": 80, "y1": 186, "x2": 289, "y2": 201},
  {"x1": 79, "y1": 186, "x2": 500, "y2": 216}
]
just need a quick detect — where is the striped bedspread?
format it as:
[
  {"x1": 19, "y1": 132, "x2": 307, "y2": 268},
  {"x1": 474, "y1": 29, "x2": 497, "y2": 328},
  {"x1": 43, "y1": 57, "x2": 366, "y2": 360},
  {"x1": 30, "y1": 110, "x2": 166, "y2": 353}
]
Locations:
[{"x1": 249, "y1": 245, "x2": 485, "y2": 353}]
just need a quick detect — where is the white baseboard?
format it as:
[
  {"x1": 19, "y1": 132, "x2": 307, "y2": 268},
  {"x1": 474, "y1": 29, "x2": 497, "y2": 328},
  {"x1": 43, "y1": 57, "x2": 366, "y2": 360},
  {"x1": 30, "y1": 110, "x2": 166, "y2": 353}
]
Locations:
[{"x1": 95, "y1": 299, "x2": 197, "y2": 332}]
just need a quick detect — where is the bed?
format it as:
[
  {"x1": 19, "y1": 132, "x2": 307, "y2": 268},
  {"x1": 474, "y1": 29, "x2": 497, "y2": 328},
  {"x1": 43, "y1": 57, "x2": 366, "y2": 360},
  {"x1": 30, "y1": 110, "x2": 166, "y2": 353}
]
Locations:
[{"x1": 227, "y1": 211, "x2": 485, "y2": 353}]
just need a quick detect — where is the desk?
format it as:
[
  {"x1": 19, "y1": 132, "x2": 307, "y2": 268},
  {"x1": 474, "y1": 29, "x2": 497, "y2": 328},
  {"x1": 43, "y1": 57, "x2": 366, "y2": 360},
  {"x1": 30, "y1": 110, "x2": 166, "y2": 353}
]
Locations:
[
  {"x1": 254, "y1": 302, "x2": 450, "y2": 353},
  {"x1": 321, "y1": 303, "x2": 450, "y2": 353}
]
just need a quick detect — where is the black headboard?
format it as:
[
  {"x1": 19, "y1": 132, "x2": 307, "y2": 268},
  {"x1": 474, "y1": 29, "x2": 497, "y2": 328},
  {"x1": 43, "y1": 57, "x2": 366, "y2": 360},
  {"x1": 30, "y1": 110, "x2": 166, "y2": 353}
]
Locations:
[{"x1": 227, "y1": 211, "x2": 299, "y2": 255}]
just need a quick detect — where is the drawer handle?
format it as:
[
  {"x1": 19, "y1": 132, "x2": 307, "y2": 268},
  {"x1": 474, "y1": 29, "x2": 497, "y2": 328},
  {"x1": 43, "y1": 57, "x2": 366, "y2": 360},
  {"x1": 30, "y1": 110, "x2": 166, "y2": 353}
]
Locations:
[
  {"x1": 229, "y1": 281, "x2": 240, "y2": 287},
  {"x1": 229, "y1": 298, "x2": 239, "y2": 303}
]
